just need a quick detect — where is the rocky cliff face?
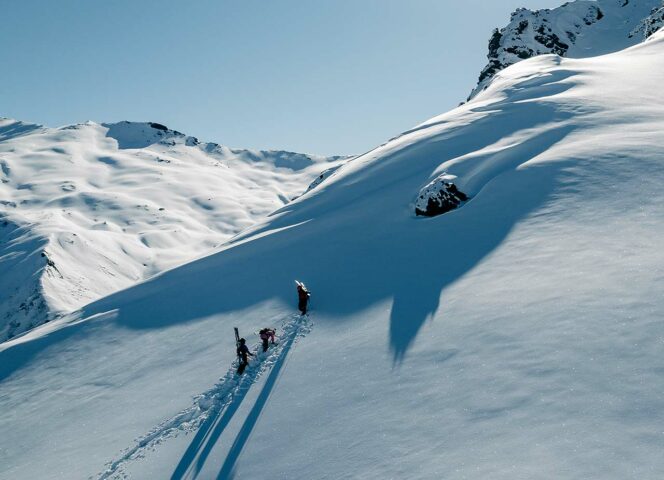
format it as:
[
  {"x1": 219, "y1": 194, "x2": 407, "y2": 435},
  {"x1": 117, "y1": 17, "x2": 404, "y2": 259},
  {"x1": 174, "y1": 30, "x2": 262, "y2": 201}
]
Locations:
[
  {"x1": 470, "y1": 0, "x2": 664, "y2": 99},
  {"x1": 631, "y1": 4, "x2": 664, "y2": 38}
]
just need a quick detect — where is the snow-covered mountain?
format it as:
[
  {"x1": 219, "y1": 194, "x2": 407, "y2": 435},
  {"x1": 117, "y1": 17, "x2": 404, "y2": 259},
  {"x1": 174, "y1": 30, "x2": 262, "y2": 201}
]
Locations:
[
  {"x1": 471, "y1": 0, "x2": 664, "y2": 97},
  {"x1": 0, "y1": 119, "x2": 345, "y2": 341},
  {"x1": 2, "y1": 7, "x2": 664, "y2": 480}
]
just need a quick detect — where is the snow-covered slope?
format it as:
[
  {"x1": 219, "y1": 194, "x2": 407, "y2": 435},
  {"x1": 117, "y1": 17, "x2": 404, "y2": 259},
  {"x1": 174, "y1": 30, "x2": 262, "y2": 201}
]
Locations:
[
  {"x1": 471, "y1": 0, "x2": 664, "y2": 97},
  {"x1": 0, "y1": 119, "x2": 345, "y2": 340},
  {"x1": 2, "y1": 24, "x2": 664, "y2": 480}
]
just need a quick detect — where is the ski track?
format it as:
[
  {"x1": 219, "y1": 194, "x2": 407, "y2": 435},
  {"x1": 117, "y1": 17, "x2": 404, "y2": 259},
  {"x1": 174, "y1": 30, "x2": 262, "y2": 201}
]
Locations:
[{"x1": 96, "y1": 313, "x2": 312, "y2": 480}]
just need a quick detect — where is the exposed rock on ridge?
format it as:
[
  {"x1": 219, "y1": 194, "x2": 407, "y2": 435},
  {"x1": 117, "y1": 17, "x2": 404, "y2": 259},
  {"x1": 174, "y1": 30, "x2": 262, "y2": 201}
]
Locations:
[{"x1": 470, "y1": 0, "x2": 664, "y2": 99}]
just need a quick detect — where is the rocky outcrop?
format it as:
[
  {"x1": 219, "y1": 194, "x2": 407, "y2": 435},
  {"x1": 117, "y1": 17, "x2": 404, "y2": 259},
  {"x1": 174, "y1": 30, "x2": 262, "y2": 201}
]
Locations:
[
  {"x1": 470, "y1": 0, "x2": 663, "y2": 99},
  {"x1": 415, "y1": 176, "x2": 468, "y2": 217},
  {"x1": 630, "y1": 4, "x2": 664, "y2": 39}
]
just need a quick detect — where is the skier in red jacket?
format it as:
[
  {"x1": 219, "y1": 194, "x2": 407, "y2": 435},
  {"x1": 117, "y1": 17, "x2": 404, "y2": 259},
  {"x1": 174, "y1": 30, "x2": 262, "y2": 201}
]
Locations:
[{"x1": 259, "y1": 328, "x2": 276, "y2": 352}]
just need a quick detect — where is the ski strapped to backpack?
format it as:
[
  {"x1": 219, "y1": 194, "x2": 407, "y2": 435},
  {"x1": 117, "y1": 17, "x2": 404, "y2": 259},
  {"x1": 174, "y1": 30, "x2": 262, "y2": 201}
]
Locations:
[{"x1": 234, "y1": 327, "x2": 241, "y2": 362}]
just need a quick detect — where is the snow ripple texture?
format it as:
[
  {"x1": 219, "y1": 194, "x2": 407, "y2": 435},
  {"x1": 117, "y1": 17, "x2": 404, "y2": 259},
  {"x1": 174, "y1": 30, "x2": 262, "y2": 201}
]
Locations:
[{"x1": 97, "y1": 313, "x2": 311, "y2": 480}]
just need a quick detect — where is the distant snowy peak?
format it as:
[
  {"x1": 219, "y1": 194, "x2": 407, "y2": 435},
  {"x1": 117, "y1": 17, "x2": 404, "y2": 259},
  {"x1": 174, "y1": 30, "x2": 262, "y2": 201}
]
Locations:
[
  {"x1": 470, "y1": 0, "x2": 664, "y2": 98},
  {"x1": 102, "y1": 121, "x2": 201, "y2": 149},
  {"x1": 0, "y1": 116, "x2": 346, "y2": 341},
  {"x1": 101, "y1": 120, "x2": 345, "y2": 171}
]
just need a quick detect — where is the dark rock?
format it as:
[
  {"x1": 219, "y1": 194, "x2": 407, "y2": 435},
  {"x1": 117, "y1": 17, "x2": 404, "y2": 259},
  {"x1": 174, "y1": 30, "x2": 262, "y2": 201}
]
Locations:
[
  {"x1": 534, "y1": 31, "x2": 569, "y2": 56},
  {"x1": 149, "y1": 122, "x2": 169, "y2": 131},
  {"x1": 415, "y1": 178, "x2": 469, "y2": 217}
]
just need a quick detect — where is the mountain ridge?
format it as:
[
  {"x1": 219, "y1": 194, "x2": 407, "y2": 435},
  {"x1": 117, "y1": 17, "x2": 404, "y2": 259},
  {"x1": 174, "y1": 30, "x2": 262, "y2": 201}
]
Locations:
[
  {"x1": 0, "y1": 117, "x2": 346, "y2": 341},
  {"x1": 470, "y1": 0, "x2": 664, "y2": 98}
]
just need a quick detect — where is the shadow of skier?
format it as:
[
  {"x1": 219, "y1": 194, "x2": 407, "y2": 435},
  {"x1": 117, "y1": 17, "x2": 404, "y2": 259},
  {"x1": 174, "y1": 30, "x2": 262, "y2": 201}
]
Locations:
[
  {"x1": 170, "y1": 380, "x2": 250, "y2": 480},
  {"x1": 215, "y1": 323, "x2": 297, "y2": 479},
  {"x1": 171, "y1": 320, "x2": 300, "y2": 480}
]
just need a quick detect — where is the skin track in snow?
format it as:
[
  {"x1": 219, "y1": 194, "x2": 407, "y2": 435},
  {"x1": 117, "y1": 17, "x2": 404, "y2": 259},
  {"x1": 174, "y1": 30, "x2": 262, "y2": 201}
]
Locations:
[{"x1": 97, "y1": 313, "x2": 311, "y2": 480}]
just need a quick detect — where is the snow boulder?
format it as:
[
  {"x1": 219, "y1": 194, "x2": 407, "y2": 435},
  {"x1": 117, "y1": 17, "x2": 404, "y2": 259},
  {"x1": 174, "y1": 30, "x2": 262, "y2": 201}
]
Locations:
[{"x1": 415, "y1": 175, "x2": 468, "y2": 217}]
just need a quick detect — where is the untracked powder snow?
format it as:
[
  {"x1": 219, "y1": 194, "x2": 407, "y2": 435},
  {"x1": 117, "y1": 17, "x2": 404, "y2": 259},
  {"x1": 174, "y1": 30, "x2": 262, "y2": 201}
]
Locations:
[{"x1": 1, "y1": 4, "x2": 664, "y2": 480}]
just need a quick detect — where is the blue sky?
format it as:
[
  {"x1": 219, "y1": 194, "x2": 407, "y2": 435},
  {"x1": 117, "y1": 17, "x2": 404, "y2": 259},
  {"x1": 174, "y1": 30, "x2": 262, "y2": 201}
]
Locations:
[{"x1": 1, "y1": 0, "x2": 562, "y2": 155}]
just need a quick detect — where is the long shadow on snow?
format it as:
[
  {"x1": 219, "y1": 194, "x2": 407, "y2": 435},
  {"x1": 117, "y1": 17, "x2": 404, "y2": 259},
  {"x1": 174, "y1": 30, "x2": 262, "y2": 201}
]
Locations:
[
  {"x1": 94, "y1": 121, "x2": 574, "y2": 365},
  {"x1": 169, "y1": 378, "x2": 251, "y2": 480},
  {"x1": 0, "y1": 72, "x2": 588, "y2": 380},
  {"x1": 171, "y1": 320, "x2": 298, "y2": 480},
  {"x1": 214, "y1": 321, "x2": 296, "y2": 480}
]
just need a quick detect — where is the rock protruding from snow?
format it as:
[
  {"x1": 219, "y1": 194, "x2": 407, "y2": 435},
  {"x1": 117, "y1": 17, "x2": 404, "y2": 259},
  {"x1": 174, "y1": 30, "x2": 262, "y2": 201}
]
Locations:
[
  {"x1": 415, "y1": 175, "x2": 468, "y2": 217},
  {"x1": 631, "y1": 4, "x2": 664, "y2": 39},
  {"x1": 304, "y1": 165, "x2": 343, "y2": 194},
  {"x1": 470, "y1": 0, "x2": 663, "y2": 99}
]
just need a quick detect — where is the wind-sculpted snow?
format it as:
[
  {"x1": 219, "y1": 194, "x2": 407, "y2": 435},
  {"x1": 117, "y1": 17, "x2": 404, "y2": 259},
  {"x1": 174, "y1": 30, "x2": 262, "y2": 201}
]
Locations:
[
  {"x1": 471, "y1": 0, "x2": 663, "y2": 98},
  {"x1": 3, "y1": 25, "x2": 664, "y2": 480},
  {"x1": 98, "y1": 314, "x2": 311, "y2": 480},
  {"x1": 302, "y1": 164, "x2": 343, "y2": 194},
  {"x1": 0, "y1": 118, "x2": 344, "y2": 341}
]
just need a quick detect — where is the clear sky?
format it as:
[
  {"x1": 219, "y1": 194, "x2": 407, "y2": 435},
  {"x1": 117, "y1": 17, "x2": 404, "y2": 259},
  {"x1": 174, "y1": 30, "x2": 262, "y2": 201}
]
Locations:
[{"x1": 1, "y1": 0, "x2": 563, "y2": 156}]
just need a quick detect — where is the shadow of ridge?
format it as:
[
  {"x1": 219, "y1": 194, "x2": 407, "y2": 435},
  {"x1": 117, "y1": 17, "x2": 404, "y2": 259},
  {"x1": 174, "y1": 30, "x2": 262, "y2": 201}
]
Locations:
[
  {"x1": 0, "y1": 120, "x2": 42, "y2": 141},
  {"x1": 388, "y1": 126, "x2": 575, "y2": 363},
  {"x1": 215, "y1": 326, "x2": 298, "y2": 480},
  {"x1": 0, "y1": 95, "x2": 579, "y2": 381}
]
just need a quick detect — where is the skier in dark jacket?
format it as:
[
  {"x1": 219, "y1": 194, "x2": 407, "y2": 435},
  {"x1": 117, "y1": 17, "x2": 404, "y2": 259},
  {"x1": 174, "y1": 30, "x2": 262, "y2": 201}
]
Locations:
[
  {"x1": 236, "y1": 338, "x2": 253, "y2": 374},
  {"x1": 297, "y1": 283, "x2": 310, "y2": 315}
]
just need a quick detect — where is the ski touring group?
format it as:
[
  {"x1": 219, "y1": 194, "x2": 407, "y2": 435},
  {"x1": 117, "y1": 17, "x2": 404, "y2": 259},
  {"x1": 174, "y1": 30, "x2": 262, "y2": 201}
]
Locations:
[{"x1": 234, "y1": 281, "x2": 310, "y2": 375}]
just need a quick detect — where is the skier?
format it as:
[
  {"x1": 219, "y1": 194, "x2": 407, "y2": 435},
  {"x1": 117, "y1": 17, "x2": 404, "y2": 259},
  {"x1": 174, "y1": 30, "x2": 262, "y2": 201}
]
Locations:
[
  {"x1": 259, "y1": 328, "x2": 276, "y2": 352},
  {"x1": 296, "y1": 282, "x2": 310, "y2": 315},
  {"x1": 236, "y1": 338, "x2": 253, "y2": 375}
]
